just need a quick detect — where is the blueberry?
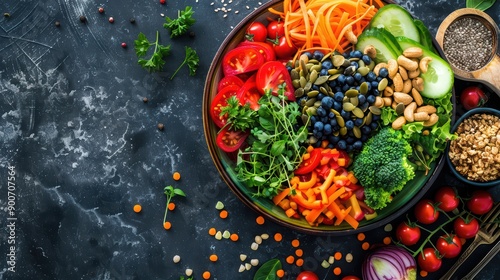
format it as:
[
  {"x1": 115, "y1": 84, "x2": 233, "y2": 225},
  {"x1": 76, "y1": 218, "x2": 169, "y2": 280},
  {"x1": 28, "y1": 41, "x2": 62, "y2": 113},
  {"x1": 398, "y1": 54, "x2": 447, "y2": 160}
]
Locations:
[
  {"x1": 379, "y1": 67, "x2": 389, "y2": 78},
  {"x1": 333, "y1": 101, "x2": 342, "y2": 111},
  {"x1": 328, "y1": 80, "x2": 337, "y2": 88},
  {"x1": 314, "y1": 131, "x2": 323, "y2": 139},
  {"x1": 328, "y1": 135, "x2": 340, "y2": 145},
  {"x1": 341, "y1": 110, "x2": 350, "y2": 120},
  {"x1": 361, "y1": 125, "x2": 371, "y2": 135},
  {"x1": 354, "y1": 118, "x2": 364, "y2": 127},
  {"x1": 316, "y1": 107, "x2": 327, "y2": 117},
  {"x1": 320, "y1": 69, "x2": 329, "y2": 76},
  {"x1": 342, "y1": 84, "x2": 350, "y2": 92},
  {"x1": 337, "y1": 140, "x2": 347, "y2": 150},
  {"x1": 361, "y1": 135, "x2": 369, "y2": 142},
  {"x1": 346, "y1": 76, "x2": 355, "y2": 85},
  {"x1": 314, "y1": 121, "x2": 324, "y2": 131},
  {"x1": 366, "y1": 94, "x2": 376, "y2": 104},
  {"x1": 372, "y1": 89, "x2": 380, "y2": 96},
  {"x1": 322, "y1": 60, "x2": 333, "y2": 69},
  {"x1": 353, "y1": 140, "x2": 363, "y2": 150},
  {"x1": 370, "y1": 121, "x2": 379, "y2": 130},
  {"x1": 346, "y1": 145, "x2": 354, "y2": 153},
  {"x1": 323, "y1": 124, "x2": 332, "y2": 135},
  {"x1": 303, "y1": 51, "x2": 313, "y2": 59},
  {"x1": 371, "y1": 81, "x2": 379, "y2": 89},
  {"x1": 342, "y1": 51, "x2": 350, "y2": 58},
  {"x1": 312, "y1": 84, "x2": 319, "y2": 91},
  {"x1": 333, "y1": 92, "x2": 344, "y2": 102},
  {"x1": 313, "y1": 50, "x2": 324, "y2": 60},
  {"x1": 350, "y1": 61, "x2": 359, "y2": 69},
  {"x1": 353, "y1": 72, "x2": 363, "y2": 82},
  {"x1": 345, "y1": 120, "x2": 354, "y2": 130},
  {"x1": 321, "y1": 96, "x2": 334, "y2": 109},
  {"x1": 352, "y1": 50, "x2": 363, "y2": 58},
  {"x1": 328, "y1": 111, "x2": 335, "y2": 119},
  {"x1": 358, "y1": 94, "x2": 366, "y2": 104},
  {"x1": 346, "y1": 136, "x2": 355, "y2": 144},
  {"x1": 366, "y1": 71, "x2": 377, "y2": 82},
  {"x1": 337, "y1": 74, "x2": 346, "y2": 85},
  {"x1": 362, "y1": 55, "x2": 371, "y2": 65},
  {"x1": 310, "y1": 116, "x2": 318, "y2": 124},
  {"x1": 317, "y1": 93, "x2": 325, "y2": 100}
]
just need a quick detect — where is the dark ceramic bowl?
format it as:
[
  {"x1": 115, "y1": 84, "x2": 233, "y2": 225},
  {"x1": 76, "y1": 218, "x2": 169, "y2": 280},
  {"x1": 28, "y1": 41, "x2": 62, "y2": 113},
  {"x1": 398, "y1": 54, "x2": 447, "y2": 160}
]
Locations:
[
  {"x1": 202, "y1": 0, "x2": 451, "y2": 235},
  {"x1": 446, "y1": 107, "x2": 500, "y2": 187}
]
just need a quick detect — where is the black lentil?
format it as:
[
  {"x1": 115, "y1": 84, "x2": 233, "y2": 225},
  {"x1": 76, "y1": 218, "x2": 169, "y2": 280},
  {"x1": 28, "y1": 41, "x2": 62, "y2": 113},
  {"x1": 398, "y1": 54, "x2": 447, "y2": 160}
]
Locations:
[
  {"x1": 443, "y1": 16, "x2": 493, "y2": 72},
  {"x1": 79, "y1": 15, "x2": 87, "y2": 23},
  {"x1": 129, "y1": 18, "x2": 136, "y2": 24}
]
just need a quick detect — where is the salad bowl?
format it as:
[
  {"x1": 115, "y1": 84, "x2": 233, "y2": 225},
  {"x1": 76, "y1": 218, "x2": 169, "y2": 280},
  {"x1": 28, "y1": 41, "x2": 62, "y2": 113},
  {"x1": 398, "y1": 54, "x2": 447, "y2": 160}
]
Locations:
[{"x1": 202, "y1": 0, "x2": 454, "y2": 235}]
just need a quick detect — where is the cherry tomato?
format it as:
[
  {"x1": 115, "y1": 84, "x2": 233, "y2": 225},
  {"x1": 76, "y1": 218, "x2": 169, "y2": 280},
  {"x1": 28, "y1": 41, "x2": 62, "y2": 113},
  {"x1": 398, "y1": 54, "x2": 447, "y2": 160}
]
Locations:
[
  {"x1": 256, "y1": 61, "x2": 296, "y2": 101},
  {"x1": 217, "y1": 75, "x2": 244, "y2": 92},
  {"x1": 296, "y1": 271, "x2": 319, "y2": 280},
  {"x1": 271, "y1": 36, "x2": 298, "y2": 59},
  {"x1": 395, "y1": 221, "x2": 421, "y2": 246},
  {"x1": 215, "y1": 126, "x2": 249, "y2": 152},
  {"x1": 414, "y1": 199, "x2": 439, "y2": 225},
  {"x1": 417, "y1": 248, "x2": 442, "y2": 273},
  {"x1": 294, "y1": 148, "x2": 322, "y2": 175},
  {"x1": 434, "y1": 186, "x2": 459, "y2": 212},
  {"x1": 238, "y1": 41, "x2": 276, "y2": 62},
  {"x1": 236, "y1": 75, "x2": 261, "y2": 110},
  {"x1": 466, "y1": 190, "x2": 494, "y2": 215},
  {"x1": 245, "y1": 22, "x2": 268, "y2": 42},
  {"x1": 222, "y1": 45, "x2": 266, "y2": 76},
  {"x1": 267, "y1": 20, "x2": 285, "y2": 40},
  {"x1": 460, "y1": 86, "x2": 488, "y2": 110},
  {"x1": 436, "y1": 234, "x2": 462, "y2": 259},
  {"x1": 453, "y1": 216, "x2": 480, "y2": 239},
  {"x1": 210, "y1": 85, "x2": 240, "y2": 128}
]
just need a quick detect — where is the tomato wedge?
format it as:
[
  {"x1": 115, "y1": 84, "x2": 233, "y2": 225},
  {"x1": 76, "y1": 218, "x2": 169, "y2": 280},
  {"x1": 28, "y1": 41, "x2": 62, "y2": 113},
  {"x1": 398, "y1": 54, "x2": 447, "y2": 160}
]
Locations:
[
  {"x1": 295, "y1": 148, "x2": 322, "y2": 175},
  {"x1": 216, "y1": 126, "x2": 249, "y2": 152},
  {"x1": 238, "y1": 41, "x2": 276, "y2": 62},
  {"x1": 209, "y1": 85, "x2": 240, "y2": 128},
  {"x1": 222, "y1": 45, "x2": 266, "y2": 76},
  {"x1": 217, "y1": 75, "x2": 244, "y2": 92},
  {"x1": 237, "y1": 75, "x2": 261, "y2": 110},
  {"x1": 256, "y1": 61, "x2": 295, "y2": 101}
]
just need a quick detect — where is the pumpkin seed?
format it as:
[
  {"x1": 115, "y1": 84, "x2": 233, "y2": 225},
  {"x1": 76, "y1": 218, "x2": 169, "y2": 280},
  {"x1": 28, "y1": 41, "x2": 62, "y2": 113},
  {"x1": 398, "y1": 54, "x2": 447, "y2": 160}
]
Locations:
[
  {"x1": 290, "y1": 69, "x2": 300, "y2": 80},
  {"x1": 340, "y1": 126, "x2": 347, "y2": 136},
  {"x1": 295, "y1": 88, "x2": 305, "y2": 98},
  {"x1": 359, "y1": 82, "x2": 369, "y2": 94},
  {"x1": 395, "y1": 103, "x2": 405, "y2": 115},
  {"x1": 378, "y1": 78, "x2": 388, "y2": 91},
  {"x1": 365, "y1": 112, "x2": 373, "y2": 125},
  {"x1": 320, "y1": 86, "x2": 328, "y2": 95},
  {"x1": 345, "y1": 89, "x2": 359, "y2": 98},
  {"x1": 304, "y1": 81, "x2": 312, "y2": 92},
  {"x1": 336, "y1": 115, "x2": 345, "y2": 127},
  {"x1": 292, "y1": 79, "x2": 300, "y2": 89},
  {"x1": 305, "y1": 98, "x2": 317, "y2": 107},
  {"x1": 350, "y1": 97, "x2": 359, "y2": 107},
  {"x1": 352, "y1": 107, "x2": 364, "y2": 118},
  {"x1": 369, "y1": 106, "x2": 381, "y2": 115},
  {"x1": 300, "y1": 60, "x2": 308, "y2": 76},
  {"x1": 328, "y1": 73, "x2": 341, "y2": 81},
  {"x1": 299, "y1": 76, "x2": 307, "y2": 88},
  {"x1": 309, "y1": 70, "x2": 318, "y2": 84},
  {"x1": 330, "y1": 109, "x2": 340, "y2": 116},
  {"x1": 353, "y1": 126, "x2": 362, "y2": 138},
  {"x1": 327, "y1": 69, "x2": 341, "y2": 75},
  {"x1": 306, "y1": 107, "x2": 317, "y2": 115},
  {"x1": 333, "y1": 55, "x2": 345, "y2": 67},
  {"x1": 314, "y1": 75, "x2": 329, "y2": 85},
  {"x1": 357, "y1": 66, "x2": 370, "y2": 77},
  {"x1": 307, "y1": 90, "x2": 319, "y2": 98}
]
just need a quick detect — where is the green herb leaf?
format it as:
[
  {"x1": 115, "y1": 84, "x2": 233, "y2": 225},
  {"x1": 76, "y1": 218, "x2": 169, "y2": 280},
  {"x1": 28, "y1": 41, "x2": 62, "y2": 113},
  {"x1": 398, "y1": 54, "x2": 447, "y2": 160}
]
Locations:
[
  {"x1": 466, "y1": 0, "x2": 496, "y2": 11},
  {"x1": 134, "y1": 31, "x2": 171, "y2": 73},
  {"x1": 253, "y1": 259, "x2": 282, "y2": 280},
  {"x1": 163, "y1": 185, "x2": 186, "y2": 226},
  {"x1": 220, "y1": 96, "x2": 258, "y2": 131},
  {"x1": 163, "y1": 6, "x2": 196, "y2": 38},
  {"x1": 170, "y1": 46, "x2": 199, "y2": 80}
]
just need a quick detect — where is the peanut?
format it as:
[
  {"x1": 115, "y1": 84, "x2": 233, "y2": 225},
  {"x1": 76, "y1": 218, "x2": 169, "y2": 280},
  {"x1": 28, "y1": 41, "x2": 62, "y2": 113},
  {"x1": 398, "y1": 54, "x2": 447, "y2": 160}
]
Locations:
[
  {"x1": 393, "y1": 91, "x2": 413, "y2": 105},
  {"x1": 397, "y1": 55, "x2": 419, "y2": 71},
  {"x1": 392, "y1": 116, "x2": 407, "y2": 130},
  {"x1": 419, "y1": 56, "x2": 432, "y2": 73},
  {"x1": 403, "y1": 47, "x2": 423, "y2": 58},
  {"x1": 363, "y1": 45, "x2": 377, "y2": 59}
]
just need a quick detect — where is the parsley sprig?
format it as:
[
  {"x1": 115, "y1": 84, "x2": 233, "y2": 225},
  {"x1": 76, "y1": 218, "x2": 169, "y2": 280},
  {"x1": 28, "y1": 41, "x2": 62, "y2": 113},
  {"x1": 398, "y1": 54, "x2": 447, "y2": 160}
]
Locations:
[
  {"x1": 220, "y1": 96, "x2": 258, "y2": 131},
  {"x1": 163, "y1": 6, "x2": 196, "y2": 38},
  {"x1": 134, "y1": 31, "x2": 171, "y2": 73},
  {"x1": 170, "y1": 46, "x2": 200, "y2": 80}
]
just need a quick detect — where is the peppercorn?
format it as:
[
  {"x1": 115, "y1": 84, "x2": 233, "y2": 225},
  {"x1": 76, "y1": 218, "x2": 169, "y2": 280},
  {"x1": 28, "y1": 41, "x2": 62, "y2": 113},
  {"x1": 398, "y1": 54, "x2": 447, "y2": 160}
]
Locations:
[
  {"x1": 129, "y1": 18, "x2": 136, "y2": 24},
  {"x1": 157, "y1": 123, "x2": 165, "y2": 131},
  {"x1": 55, "y1": 21, "x2": 61, "y2": 27},
  {"x1": 189, "y1": 31, "x2": 196, "y2": 38},
  {"x1": 142, "y1": 97, "x2": 149, "y2": 103},
  {"x1": 79, "y1": 15, "x2": 86, "y2": 23}
]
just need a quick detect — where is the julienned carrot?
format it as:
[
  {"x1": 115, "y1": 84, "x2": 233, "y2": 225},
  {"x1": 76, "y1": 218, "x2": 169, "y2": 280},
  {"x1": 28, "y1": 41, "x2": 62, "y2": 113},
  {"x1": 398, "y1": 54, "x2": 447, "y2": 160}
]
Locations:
[{"x1": 269, "y1": 0, "x2": 383, "y2": 59}]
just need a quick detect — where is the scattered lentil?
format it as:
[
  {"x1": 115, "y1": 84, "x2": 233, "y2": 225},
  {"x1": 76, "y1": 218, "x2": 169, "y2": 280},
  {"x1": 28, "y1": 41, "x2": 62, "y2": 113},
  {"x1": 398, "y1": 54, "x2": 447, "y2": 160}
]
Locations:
[
  {"x1": 160, "y1": 0, "x2": 166, "y2": 4},
  {"x1": 121, "y1": 42, "x2": 127, "y2": 48},
  {"x1": 163, "y1": 221, "x2": 172, "y2": 230},
  {"x1": 98, "y1": 7, "x2": 104, "y2": 13},
  {"x1": 250, "y1": 259, "x2": 259, "y2": 266},
  {"x1": 185, "y1": 268, "x2": 193, "y2": 277},
  {"x1": 209, "y1": 254, "x2": 218, "y2": 262},
  {"x1": 173, "y1": 255, "x2": 181, "y2": 263},
  {"x1": 255, "y1": 215, "x2": 265, "y2": 225},
  {"x1": 230, "y1": 233, "x2": 239, "y2": 241},
  {"x1": 420, "y1": 270, "x2": 428, "y2": 277},
  {"x1": 286, "y1": 255, "x2": 295, "y2": 264},
  {"x1": 215, "y1": 231, "x2": 222, "y2": 240},
  {"x1": 172, "y1": 172, "x2": 181, "y2": 181},
  {"x1": 215, "y1": 201, "x2": 224, "y2": 210},
  {"x1": 384, "y1": 223, "x2": 393, "y2": 232},
  {"x1": 4, "y1": 13, "x2": 10, "y2": 18},
  {"x1": 157, "y1": 123, "x2": 164, "y2": 130},
  {"x1": 250, "y1": 242, "x2": 259, "y2": 250},
  {"x1": 345, "y1": 253, "x2": 353, "y2": 263},
  {"x1": 222, "y1": 230, "x2": 231, "y2": 239},
  {"x1": 238, "y1": 264, "x2": 246, "y2": 272},
  {"x1": 357, "y1": 232, "x2": 366, "y2": 241},
  {"x1": 328, "y1": 256, "x2": 335, "y2": 264},
  {"x1": 334, "y1": 252, "x2": 342, "y2": 261},
  {"x1": 129, "y1": 17, "x2": 136, "y2": 24},
  {"x1": 291, "y1": 239, "x2": 300, "y2": 248},
  {"x1": 245, "y1": 263, "x2": 252, "y2": 270},
  {"x1": 219, "y1": 209, "x2": 228, "y2": 219},
  {"x1": 168, "y1": 202, "x2": 175, "y2": 211},
  {"x1": 260, "y1": 233, "x2": 269, "y2": 240},
  {"x1": 274, "y1": 232, "x2": 283, "y2": 242},
  {"x1": 208, "y1": 227, "x2": 217, "y2": 236},
  {"x1": 55, "y1": 21, "x2": 61, "y2": 27},
  {"x1": 142, "y1": 97, "x2": 148, "y2": 103},
  {"x1": 383, "y1": 236, "x2": 392, "y2": 245},
  {"x1": 295, "y1": 258, "x2": 304, "y2": 266},
  {"x1": 276, "y1": 269, "x2": 285, "y2": 278},
  {"x1": 333, "y1": 267, "x2": 342, "y2": 276},
  {"x1": 202, "y1": 271, "x2": 211, "y2": 280},
  {"x1": 321, "y1": 260, "x2": 330, "y2": 268},
  {"x1": 108, "y1": 16, "x2": 114, "y2": 23},
  {"x1": 133, "y1": 204, "x2": 142, "y2": 213},
  {"x1": 361, "y1": 242, "x2": 370, "y2": 250},
  {"x1": 295, "y1": 248, "x2": 303, "y2": 257},
  {"x1": 240, "y1": 254, "x2": 247, "y2": 261},
  {"x1": 254, "y1": 235, "x2": 263, "y2": 244},
  {"x1": 443, "y1": 16, "x2": 493, "y2": 72}
]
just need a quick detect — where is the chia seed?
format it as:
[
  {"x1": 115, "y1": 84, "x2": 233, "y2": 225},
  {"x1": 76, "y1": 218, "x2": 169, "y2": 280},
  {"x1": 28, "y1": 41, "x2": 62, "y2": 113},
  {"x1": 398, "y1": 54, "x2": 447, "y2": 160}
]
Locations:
[{"x1": 443, "y1": 16, "x2": 493, "y2": 72}]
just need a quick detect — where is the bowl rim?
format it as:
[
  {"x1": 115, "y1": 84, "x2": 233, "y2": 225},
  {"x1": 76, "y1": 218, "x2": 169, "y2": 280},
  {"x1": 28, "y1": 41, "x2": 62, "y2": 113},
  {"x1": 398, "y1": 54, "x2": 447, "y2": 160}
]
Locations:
[
  {"x1": 446, "y1": 107, "x2": 500, "y2": 187},
  {"x1": 202, "y1": 0, "x2": 451, "y2": 235}
]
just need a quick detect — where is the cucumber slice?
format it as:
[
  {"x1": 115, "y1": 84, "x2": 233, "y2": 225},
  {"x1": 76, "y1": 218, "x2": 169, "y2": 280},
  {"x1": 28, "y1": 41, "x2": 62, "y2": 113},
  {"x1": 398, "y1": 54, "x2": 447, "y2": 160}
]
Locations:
[
  {"x1": 413, "y1": 19, "x2": 437, "y2": 54},
  {"x1": 396, "y1": 37, "x2": 454, "y2": 99},
  {"x1": 356, "y1": 28, "x2": 402, "y2": 64},
  {"x1": 369, "y1": 4, "x2": 420, "y2": 43}
]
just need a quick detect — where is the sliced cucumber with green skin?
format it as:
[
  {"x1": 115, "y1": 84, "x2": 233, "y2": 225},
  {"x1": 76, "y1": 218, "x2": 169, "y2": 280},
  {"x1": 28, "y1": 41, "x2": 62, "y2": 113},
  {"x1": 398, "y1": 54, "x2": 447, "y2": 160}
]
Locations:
[
  {"x1": 413, "y1": 19, "x2": 437, "y2": 54},
  {"x1": 356, "y1": 28, "x2": 402, "y2": 64},
  {"x1": 396, "y1": 37, "x2": 454, "y2": 99},
  {"x1": 369, "y1": 4, "x2": 420, "y2": 43}
]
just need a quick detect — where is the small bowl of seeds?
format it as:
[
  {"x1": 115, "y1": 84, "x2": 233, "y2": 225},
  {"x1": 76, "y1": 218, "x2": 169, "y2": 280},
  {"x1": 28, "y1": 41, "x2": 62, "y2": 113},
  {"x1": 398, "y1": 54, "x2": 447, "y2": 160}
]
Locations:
[
  {"x1": 446, "y1": 107, "x2": 500, "y2": 187},
  {"x1": 435, "y1": 8, "x2": 500, "y2": 95}
]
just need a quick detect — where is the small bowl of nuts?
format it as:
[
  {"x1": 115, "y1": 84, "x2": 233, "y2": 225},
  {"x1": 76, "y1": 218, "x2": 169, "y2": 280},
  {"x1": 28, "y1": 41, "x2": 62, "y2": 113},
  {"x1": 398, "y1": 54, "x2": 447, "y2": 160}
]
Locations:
[{"x1": 447, "y1": 107, "x2": 500, "y2": 187}]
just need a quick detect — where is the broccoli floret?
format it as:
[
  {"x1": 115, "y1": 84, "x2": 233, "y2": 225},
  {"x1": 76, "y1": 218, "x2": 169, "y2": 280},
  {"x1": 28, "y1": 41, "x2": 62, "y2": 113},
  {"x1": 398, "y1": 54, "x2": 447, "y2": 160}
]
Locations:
[{"x1": 352, "y1": 127, "x2": 415, "y2": 210}]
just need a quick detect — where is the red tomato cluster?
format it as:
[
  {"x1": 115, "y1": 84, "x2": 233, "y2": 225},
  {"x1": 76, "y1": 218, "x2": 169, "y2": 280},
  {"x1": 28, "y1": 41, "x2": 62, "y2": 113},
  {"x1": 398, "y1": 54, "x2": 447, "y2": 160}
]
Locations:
[
  {"x1": 210, "y1": 19, "x2": 298, "y2": 153},
  {"x1": 394, "y1": 186, "x2": 495, "y2": 273}
]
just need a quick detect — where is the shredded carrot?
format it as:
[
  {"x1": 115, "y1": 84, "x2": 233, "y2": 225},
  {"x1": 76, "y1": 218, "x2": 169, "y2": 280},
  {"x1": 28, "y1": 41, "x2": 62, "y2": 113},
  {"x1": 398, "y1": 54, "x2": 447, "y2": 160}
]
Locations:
[
  {"x1": 333, "y1": 267, "x2": 342, "y2": 276},
  {"x1": 269, "y1": 0, "x2": 383, "y2": 61},
  {"x1": 172, "y1": 172, "x2": 181, "y2": 181},
  {"x1": 202, "y1": 271, "x2": 211, "y2": 280},
  {"x1": 230, "y1": 233, "x2": 239, "y2": 242},
  {"x1": 256, "y1": 215, "x2": 265, "y2": 225},
  {"x1": 295, "y1": 258, "x2": 304, "y2": 266},
  {"x1": 163, "y1": 221, "x2": 172, "y2": 230},
  {"x1": 274, "y1": 232, "x2": 283, "y2": 242},
  {"x1": 168, "y1": 202, "x2": 176, "y2": 211},
  {"x1": 209, "y1": 254, "x2": 218, "y2": 262},
  {"x1": 219, "y1": 210, "x2": 228, "y2": 219},
  {"x1": 276, "y1": 269, "x2": 285, "y2": 278},
  {"x1": 133, "y1": 204, "x2": 142, "y2": 213},
  {"x1": 334, "y1": 251, "x2": 342, "y2": 261},
  {"x1": 286, "y1": 255, "x2": 295, "y2": 264},
  {"x1": 291, "y1": 239, "x2": 300, "y2": 247}
]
